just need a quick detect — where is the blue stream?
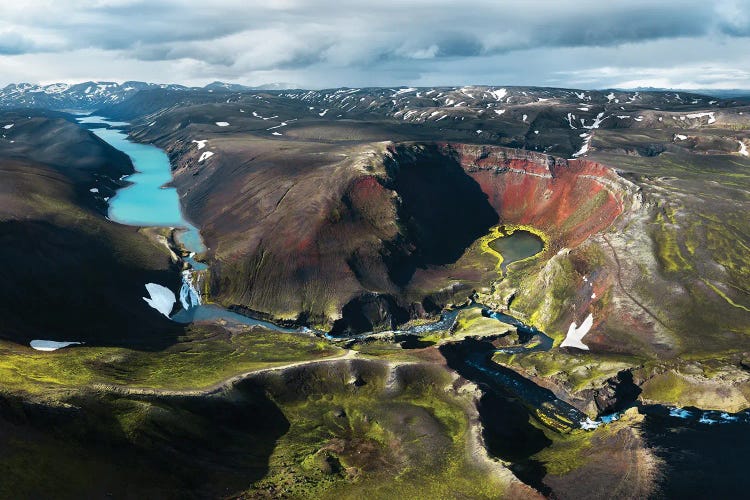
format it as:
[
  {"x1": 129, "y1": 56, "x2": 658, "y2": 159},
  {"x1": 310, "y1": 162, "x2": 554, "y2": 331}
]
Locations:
[{"x1": 83, "y1": 115, "x2": 747, "y2": 434}]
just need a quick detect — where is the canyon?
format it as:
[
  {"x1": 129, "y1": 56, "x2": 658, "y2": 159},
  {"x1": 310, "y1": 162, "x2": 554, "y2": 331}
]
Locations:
[{"x1": 0, "y1": 84, "x2": 748, "y2": 498}]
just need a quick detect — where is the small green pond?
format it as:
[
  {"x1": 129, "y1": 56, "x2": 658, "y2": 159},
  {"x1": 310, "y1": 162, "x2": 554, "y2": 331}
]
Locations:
[{"x1": 488, "y1": 227, "x2": 544, "y2": 273}]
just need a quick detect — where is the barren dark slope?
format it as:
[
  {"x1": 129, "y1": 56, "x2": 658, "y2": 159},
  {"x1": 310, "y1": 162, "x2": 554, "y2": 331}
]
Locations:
[
  {"x1": 123, "y1": 99, "x2": 633, "y2": 334},
  {"x1": 121, "y1": 86, "x2": 749, "y2": 384},
  {"x1": 0, "y1": 111, "x2": 182, "y2": 347}
]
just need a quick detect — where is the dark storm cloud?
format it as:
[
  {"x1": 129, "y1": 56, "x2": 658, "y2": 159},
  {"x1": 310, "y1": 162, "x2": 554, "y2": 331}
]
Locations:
[{"x1": 0, "y1": 0, "x2": 748, "y2": 88}]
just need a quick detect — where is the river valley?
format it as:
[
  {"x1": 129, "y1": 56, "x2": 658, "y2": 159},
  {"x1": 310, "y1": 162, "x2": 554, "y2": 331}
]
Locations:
[{"x1": 71, "y1": 114, "x2": 750, "y2": 496}]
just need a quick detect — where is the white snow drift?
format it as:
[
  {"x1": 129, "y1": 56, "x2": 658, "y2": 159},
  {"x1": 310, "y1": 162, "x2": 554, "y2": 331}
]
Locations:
[
  {"x1": 142, "y1": 283, "x2": 176, "y2": 318},
  {"x1": 560, "y1": 313, "x2": 594, "y2": 350}
]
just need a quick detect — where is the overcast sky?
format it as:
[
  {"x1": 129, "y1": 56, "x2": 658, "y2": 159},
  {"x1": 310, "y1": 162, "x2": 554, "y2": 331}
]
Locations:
[{"x1": 1, "y1": 0, "x2": 749, "y2": 89}]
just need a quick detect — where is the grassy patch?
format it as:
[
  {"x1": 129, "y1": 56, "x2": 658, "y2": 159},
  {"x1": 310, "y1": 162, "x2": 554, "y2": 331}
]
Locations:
[
  {"x1": 251, "y1": 364, "x2": 511, "y2": 498},
  {"x1": 493, "y1": 350, "x2": 641, "y2": 393},
  {"x1": 0, "y1": 324, "x2": 343, "y2": 394}
]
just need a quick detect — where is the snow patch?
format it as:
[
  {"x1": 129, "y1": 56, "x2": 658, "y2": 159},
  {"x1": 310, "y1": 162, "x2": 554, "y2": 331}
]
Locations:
[
  {"x1": 494, "y1": 109, "x2": 506, "y2": 116},
  {"x1": 272, "y1": 132, "x2": 283, "y2": 136},
  {"x1": 572, "y1": 133, "x2": 592, "y2": 157},
  {"x1": 560, "y1": 313, "x2": 594, "y2": 350},
  {"x1": 566, "y1": 113, "x2": 577, "y2": 129},
  {"x1": 606, "y1": 92, "x2": 615, "y2": 102},
  {"x1": 739, "y1": 140, "x2": 749, "y2": 157},
  {"x1": 392, "y1": 87, "x2": 416, "y2": 96},
  {"x1": 142, "y1": 283, "x2": 176, "y2": 318},
  {"x1": 488, "y1": 88, "x2": 507, "y2": 101},
  {"x1": 3, "y1": 123, "x2": 13, "y2": 129},
  {"x1": 582, "y1": 111, "x2": 607, "y2": 130},
  {"x1": 192, "y1": 139, "x2": 207, "y2": 150},
  {"x1": 198, "y1": 151, "x2": 214, "y2": 162},
  {"x1": 675, "y1": 134, "x2": 688, "y2": 141},
  {"x1": 215, "y1": 121, "x2": 230, "y2": 127},
  {"x1": 89, "y1": 188, "x2": 99, "y2": 193},
  {"x1": 685, "y1": 112, "x2": 716, "y2": 124},
  {"x1": 30, "y1": 340, "x2": 82, "y2": 351}
]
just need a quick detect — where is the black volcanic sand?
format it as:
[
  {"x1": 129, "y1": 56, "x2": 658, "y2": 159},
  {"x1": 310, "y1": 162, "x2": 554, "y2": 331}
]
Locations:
[{"x1": 0, "y1": 112, "x2": 183, "y2": 348}]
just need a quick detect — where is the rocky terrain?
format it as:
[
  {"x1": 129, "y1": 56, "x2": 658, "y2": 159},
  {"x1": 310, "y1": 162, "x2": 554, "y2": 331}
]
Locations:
[
  {"x1": 0, "y1": 110, "x2": 182, "y2": 346},
  {"x1": 0, "y1": 83, "x2": 748, "y2": 498}
]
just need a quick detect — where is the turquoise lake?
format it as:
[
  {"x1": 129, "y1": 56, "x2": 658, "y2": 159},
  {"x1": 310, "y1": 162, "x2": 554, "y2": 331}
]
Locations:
[{"x1": 79, "y1": 115, "x2": 205, "y2": 253}]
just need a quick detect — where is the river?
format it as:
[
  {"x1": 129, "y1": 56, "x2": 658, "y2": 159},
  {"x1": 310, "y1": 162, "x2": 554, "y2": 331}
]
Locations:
[{"x1": 81, "y1": 114, "x2": 750, "y2": 496}]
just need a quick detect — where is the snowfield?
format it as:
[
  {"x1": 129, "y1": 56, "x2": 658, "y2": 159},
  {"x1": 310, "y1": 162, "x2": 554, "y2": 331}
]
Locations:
[
  {"x1": 142, "y1": 283, "x2": 176, "y2": 317},
  {"x1": 198, "y1": 151, "x2": 214, "y2": 162},
  {"x1": 30, "y1": 340, "x2": 82, "y2": 351},
  {"x1": 560, "y1": 313, "x2": 594, "y2": 350}
]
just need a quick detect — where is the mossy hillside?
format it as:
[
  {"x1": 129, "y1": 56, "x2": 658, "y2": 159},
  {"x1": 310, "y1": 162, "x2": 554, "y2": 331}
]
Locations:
[
  {"x1": 498, "y1": 251, "x2": 579, "y2": 342},
  {"x1": 449, "y1": 307, "x2": 517, "y2": 341},
  {"x1": 248, "y1": 361, "x2": 515, "y2": 499},
  {"x1": 637, "y1": 359, "x2": 750, "y2": 412},
  {"x1": 529, "y1": 408, "x2": 657, "y2": 499},
  {"x1": 0, "y1": 324, "x2": 343, "y2": 394},
  {"x1": 493, "y1": 350, "x2": 642, "y2": 394},
  {"x1": 589, "y1": 150, "x2": 750, "y2": 356},
  {"x1": 0, "y1": 383, "x2": 290, "y2": 499}
]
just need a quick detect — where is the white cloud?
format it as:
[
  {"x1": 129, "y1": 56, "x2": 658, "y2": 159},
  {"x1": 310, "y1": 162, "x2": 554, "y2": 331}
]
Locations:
[{"x1": 0, "y1": 1, "x2": 748, "y2": 89}]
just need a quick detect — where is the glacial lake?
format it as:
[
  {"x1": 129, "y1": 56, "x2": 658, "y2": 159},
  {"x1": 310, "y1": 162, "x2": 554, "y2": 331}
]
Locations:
[{"x1": 80, "y1": 115, "x2": 204, "y2": 253}]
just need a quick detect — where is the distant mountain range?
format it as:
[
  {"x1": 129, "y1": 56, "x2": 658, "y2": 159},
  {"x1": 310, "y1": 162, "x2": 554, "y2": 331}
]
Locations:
[
  {"x1": 0, "y1": 81, "x2": 302, "y2": 110},
  {"x1": 621, "y1": 87, "x2": 750, "y2": 99},
  {"x1": 2, "y1": 79, "x2": 746, "y2": 112}
]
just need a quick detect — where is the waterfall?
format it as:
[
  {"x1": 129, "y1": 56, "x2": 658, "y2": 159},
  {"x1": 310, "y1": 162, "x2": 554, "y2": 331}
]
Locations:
[{"x1": 179, "y1": 269, "x2": 202, "y2": 310}]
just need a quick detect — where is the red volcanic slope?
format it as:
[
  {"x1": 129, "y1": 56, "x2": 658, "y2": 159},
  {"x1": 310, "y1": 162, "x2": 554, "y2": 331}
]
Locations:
[
  {"x1": 179, "y1": 139, "x2": 630, "y2": 325},
  {"x1": 433, "y1": 143, "x2": 626, "y2": 248}
]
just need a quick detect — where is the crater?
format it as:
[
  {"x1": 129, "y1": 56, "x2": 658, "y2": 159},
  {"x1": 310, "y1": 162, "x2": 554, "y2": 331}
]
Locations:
[{"x1": 180, "y1": 141, "x2": 633, "y2": 330}]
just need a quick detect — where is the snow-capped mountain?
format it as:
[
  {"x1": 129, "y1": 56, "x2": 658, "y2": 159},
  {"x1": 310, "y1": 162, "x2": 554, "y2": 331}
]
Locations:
[
  {"x1": 0, "y1": 81, "x2": 190, "y2": 110},
  {"x1": 0, "y1": 81, "x2": 305, "y2": 110}
]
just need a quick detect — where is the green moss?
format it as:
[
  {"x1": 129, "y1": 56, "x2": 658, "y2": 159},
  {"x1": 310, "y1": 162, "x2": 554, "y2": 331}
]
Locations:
[
  {"x1": 494, "y1": 350, "x2": 640, "y2": 393},
  {"x1": 251, "y1": 368, "x2": 510, "y2": 499},
  {"x1": 652, "y1": 213, "x2": 691, "y2": 273},
  {"x1": 530, "y1": 409, "x2": 644, "y2": 476},
  {"x1": 0, "y1": 325, "x2": 344, "y2": 394},
  {"x1": 452, "y1": 308, "x2": 515, "y2": 339},
  {"x1": 639, "y1": 371, "x2": 691, "y2": 402}
]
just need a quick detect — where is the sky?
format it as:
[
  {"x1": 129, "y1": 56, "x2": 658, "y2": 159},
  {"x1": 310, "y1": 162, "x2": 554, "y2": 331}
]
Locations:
[{"x1": 0, "y1": 0, "x2": 749, "y2": 90}]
